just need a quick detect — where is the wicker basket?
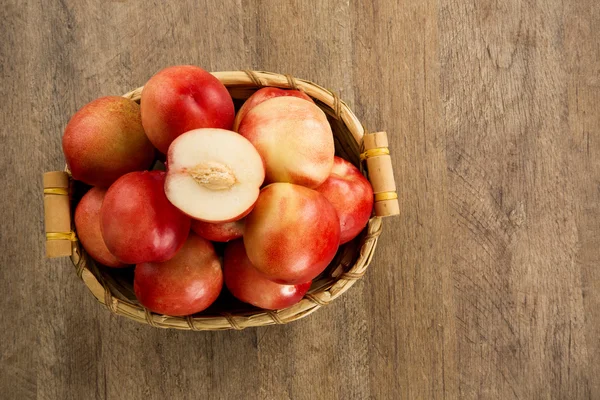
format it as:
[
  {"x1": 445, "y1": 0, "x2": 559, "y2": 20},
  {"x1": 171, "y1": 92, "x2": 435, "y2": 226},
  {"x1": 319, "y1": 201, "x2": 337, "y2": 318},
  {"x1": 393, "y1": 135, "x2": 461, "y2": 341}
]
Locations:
[{"x1": 43, "y1": 70, "x2": 398, "y2": 330}]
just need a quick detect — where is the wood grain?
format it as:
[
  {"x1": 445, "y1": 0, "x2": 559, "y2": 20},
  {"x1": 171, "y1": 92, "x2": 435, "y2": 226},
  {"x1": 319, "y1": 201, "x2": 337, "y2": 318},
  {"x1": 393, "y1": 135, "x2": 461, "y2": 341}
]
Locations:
[{"x1": 1, "y1": 0, "x2": 598, "y2": 399}]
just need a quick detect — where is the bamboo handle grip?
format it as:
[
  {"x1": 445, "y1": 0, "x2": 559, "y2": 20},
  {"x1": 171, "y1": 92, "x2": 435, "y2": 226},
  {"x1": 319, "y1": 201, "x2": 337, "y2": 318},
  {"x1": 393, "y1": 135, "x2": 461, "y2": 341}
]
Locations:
[
  {"x1": 362, "y1": 132, "x2": 400, "y2": 217},
  {"x1": 43, "y1": 171, "x2": 75, "y2": 258}
]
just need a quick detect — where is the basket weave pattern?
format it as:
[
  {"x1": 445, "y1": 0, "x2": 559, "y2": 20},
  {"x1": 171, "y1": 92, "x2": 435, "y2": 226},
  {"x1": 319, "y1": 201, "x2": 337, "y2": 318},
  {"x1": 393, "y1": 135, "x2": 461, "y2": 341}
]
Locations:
[{"x1": 69, "y1": 70, "x2": 383, "y2": 330}]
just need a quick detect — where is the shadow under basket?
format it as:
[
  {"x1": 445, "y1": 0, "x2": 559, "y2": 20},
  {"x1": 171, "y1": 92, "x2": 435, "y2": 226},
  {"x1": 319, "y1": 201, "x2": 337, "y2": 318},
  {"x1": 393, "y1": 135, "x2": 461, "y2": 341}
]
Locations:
[{"x1": 43, "y1": 70, "x2": 399, "y2": 331}]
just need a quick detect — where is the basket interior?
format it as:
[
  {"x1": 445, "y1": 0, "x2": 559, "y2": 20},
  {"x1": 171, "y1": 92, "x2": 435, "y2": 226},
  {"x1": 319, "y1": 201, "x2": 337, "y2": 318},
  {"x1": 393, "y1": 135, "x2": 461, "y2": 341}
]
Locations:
[{"x1": 70, "y1": 82, "x2": 372, "y2": 320}]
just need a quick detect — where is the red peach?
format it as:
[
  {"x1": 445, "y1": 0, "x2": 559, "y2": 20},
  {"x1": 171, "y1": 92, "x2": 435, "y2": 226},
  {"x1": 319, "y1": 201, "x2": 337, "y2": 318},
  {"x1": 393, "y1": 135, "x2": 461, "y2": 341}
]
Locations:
[
  {"x1": 74, "y1": 187, "x2": 124, "y2": 268},
  {"x1": 134, "y1": 233, "x2": 223, "y2": 316},
  {"x1": 243, "y1": 183, "x2": 340, "y2": 284},
  {"x1": 315, "y1": 157, "x2": 374, "y2": 243},
  {"x1": 140, "y1": 65, "x2": 235, "y2": 153},
  {"x1": 191, "y1": 219, "x2": 244, "y2": 242},
  {"x1": 224, "y1": 240, "x2": 311, "y2": 310},
  {"x1": 62, "y1": 96, "x2": 155, "y2": 187},
  {"x1": 238, "y1": 97, "x2": 334, "y2": 188},
  {"x1": 101, "y1": 171, "x2": 191, "y2": 264},
  {"x1": 232, "y1": 87, "x2": 313, "y2": 131}
]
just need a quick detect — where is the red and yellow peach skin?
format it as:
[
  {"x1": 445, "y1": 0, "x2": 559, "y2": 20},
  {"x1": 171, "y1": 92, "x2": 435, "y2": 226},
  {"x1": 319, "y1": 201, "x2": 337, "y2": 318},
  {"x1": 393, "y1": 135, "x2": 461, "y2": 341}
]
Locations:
[
  {"x1": 101, "y1": 171, "x2": 191, "y2": 264},
  {"x1": 74, "y1": 187, "x2": 124, "y2": 268},
  {"x1": 237, "y1": 97, "x2": 334, "y2": 188},
  {"x1": 140, "y1": 65, "x2": 235, "y2": 154},
  {"x1": 243, "y1": 183, "x2": 340, "y2": 284},
  {"x1": 191, "y1": 219, "x2": 245, "y2": 242},
  {"x1": 224, "y1": 240, "x2": 311, "y2": 310},
  {"x1": 62, "y1": 96, "x2": 155, "y2": 187},
  {"x1": 315, "y1": 157, "x2": 373, "y2": 243},
  {"x1": 233, "y1": 87, "x2": 313, "y2": 131},
  {"x1": 134, "y1": 233, "x2": 223, "y2": 316}
]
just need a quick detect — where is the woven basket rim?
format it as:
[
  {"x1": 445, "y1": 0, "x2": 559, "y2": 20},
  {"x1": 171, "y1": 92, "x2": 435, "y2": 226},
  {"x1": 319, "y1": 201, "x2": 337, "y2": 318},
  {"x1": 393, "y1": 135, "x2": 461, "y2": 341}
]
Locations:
[{"x1": 69, "y1": 70, "x2": 383, "y2": 331}]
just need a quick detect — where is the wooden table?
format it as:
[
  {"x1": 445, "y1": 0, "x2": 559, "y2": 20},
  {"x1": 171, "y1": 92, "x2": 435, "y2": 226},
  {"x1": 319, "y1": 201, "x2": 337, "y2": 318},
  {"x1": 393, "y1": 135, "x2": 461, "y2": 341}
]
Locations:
[{"x1": 2, "y1": 1, "x2": 598, "y2": 399}]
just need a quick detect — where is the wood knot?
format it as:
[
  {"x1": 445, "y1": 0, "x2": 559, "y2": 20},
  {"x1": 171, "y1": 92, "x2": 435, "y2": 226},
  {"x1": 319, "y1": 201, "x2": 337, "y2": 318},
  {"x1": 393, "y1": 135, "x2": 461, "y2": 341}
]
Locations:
[{"x1": 508, "y1": 202, "x2": 526, "y2": 227}]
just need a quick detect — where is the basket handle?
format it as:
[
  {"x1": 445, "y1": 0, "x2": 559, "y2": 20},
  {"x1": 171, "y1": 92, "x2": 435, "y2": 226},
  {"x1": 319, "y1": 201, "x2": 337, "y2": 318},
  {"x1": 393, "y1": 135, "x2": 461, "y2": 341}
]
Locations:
[
  {"x1": 361, "y1": 132, "x2": 400, "y2": 217},
  {"x1": 43, "y1": 171, "x2": 75, "y2": 258}
]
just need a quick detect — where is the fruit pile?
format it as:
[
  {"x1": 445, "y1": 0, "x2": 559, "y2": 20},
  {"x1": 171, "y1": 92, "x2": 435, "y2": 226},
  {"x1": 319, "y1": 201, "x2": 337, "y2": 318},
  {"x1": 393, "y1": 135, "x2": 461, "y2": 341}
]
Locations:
[{"x1": 65, "y1": 66, "x2": 374, "y2": 316}]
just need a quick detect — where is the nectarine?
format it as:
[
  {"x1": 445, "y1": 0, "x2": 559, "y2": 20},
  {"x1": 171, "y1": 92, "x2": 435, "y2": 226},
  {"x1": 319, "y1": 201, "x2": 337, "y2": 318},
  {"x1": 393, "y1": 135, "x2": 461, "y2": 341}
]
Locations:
[
  {"x1": 101, "y1": 171, "x2": 190, "y2": 264},
  {"x1": 74, "y1": 187, "x2": 124, "y2": 268},
  {"x1": 224, "y1": 240, "x2": 311, "y2": 310},
  {"x1": 62, "y1": 96, "x2": 155, "y2": 187},
  {"x1": 134, "y1": 233, "x2": 223, "y2": 316},
  {"x1": 315, "y1": 157, "x2": 373, "y2": 243},
  {"x1": 233, "y1": 87, "x2": 313, "y2": 131},
  {"x1": 244, "y1": 183, "x2": 340, "y2": 284},
  {"x1": 237, "y1": 97, "x2": 334, "y2": 188},
  {"x1": 191, "y1": 219, "x2": 244, "y2": 242},
  {"x1": 140, "y1": 65, "x2": 235, "y2": 154}
]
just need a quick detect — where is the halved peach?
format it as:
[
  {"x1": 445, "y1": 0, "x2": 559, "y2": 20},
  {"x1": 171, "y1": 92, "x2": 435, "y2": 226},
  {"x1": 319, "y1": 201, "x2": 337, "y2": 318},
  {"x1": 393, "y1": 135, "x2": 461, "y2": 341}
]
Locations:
[{"x1": 165, "y1": 128, "x2": 265, "y2": 223}]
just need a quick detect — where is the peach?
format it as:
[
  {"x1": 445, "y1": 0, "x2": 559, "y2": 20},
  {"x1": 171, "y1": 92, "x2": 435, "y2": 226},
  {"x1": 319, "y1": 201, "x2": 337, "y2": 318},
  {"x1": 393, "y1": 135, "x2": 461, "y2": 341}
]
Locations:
[
  {"x1": 315, "y1": 157, "x2": 374, "y2": 243},
  {"x1": 244, "y1": 183, "x2": 340, "y2": 284},
  {"x1": 237, "y1": 97, "x2": 334, "y2": 188},
  {"x1": 62, "y1": 96, "x2": 155, "y2": 187},
  {"x1": 101, "y1": 171, "x2": 191, "y2": 264},
  {"x1": 165, "y1": 129, "x2": 264, "y2": 223},
  {"x1": 232, "y1": 87, "x2": 313, "y2": 131},
  {"x1": 224, "y1": 240, "x2": 311, "y2": 310},
  {"x1": 191, "y1": 219, "x2": 244, "y2": 242},
  {"x1": 140, "y1": 65, "x2": 235, "y2": 154},
  {"x1": 134, "y1": 233, "x2": 223, "y2": 316},
  {"x1": 74, "y1": 188, "x2": 124, "y2": 267}
]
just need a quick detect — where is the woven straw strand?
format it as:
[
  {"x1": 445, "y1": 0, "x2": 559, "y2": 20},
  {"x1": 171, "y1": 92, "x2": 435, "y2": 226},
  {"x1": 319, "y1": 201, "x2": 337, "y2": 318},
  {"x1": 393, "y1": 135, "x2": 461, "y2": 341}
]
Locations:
[
  {"x1": 186, "y1": 316, "x2": 200, "y2": 331},
  {"x1": 332, "y1": 91, "x2": 342, "y2": 120},
  {"x1": 267, "y1": 311, "x2": 285, "y2": 325},
  {"x1": 75, "y1": 253, "x2": 86, "y2": 279},
  {"x1": 144, "y1": 309, "x2": 158, "y2": 327},
  {"x1": 285, "y1": 74, "x2": 299, "y2": 90},
  {"x1": 305, "y1": 293, "x2": 330, "y2": 306},
  {"x1": 340, "y1": 272, "x2": 365, "y2": 280},
  {"x1": 244, "y1": 70, "x2": 263, "y2": 87},
  {"x1": 104, "y1": 286, "x2": 117, "y2": 314},
  {"x1": 223, "y1": 313, "x2": 243, "y2": 330}
]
